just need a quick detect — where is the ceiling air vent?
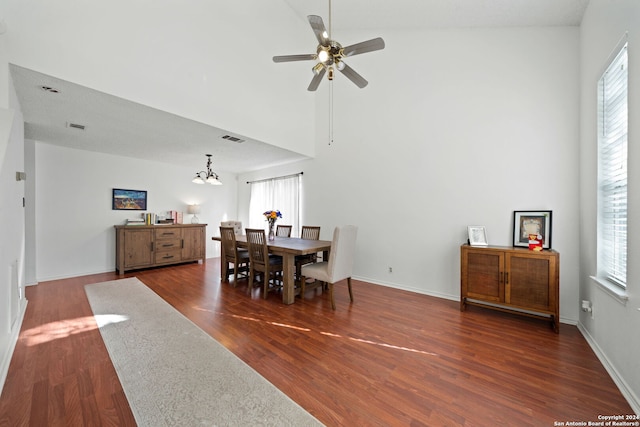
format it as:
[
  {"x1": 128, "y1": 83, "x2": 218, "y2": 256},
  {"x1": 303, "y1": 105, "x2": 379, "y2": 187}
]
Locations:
[
  {"x1": 40, "y1": 86, "x2": 60, "y2": 93},
  {"x1": 221, "y1": 134, "x2": 244, "y2": 143},
  {"x1": 66, "y1": 122, "x2": 86, "y2": 130}
]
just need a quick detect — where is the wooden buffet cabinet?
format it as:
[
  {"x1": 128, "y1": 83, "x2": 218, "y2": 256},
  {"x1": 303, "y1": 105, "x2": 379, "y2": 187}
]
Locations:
[
  {"x1": 115, "y1": 224, "x2": 206, "y2": 274},
  {"x1": 460, "y1": 244, "x2": 560, "y2": 332}
]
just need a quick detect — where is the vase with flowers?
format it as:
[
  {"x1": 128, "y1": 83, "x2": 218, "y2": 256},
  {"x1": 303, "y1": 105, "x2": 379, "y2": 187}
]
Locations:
[{"x1": 263, "y1": 210, "x2": 282, "y2": 241}]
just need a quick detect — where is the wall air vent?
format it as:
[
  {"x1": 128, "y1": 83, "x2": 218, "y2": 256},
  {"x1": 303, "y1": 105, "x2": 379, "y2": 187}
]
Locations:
[
  {"x1": 66, "y1": 122, "x2": 86, "y2": 130},
  {"x1": 221, "y1": 134, "x2": 244, "y2": 143}
]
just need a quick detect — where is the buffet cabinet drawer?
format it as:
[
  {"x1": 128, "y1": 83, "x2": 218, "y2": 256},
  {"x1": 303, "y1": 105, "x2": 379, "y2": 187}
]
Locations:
[
  {"x1": 155, "y1": 248, "x2": 182, "y2": 264},
  {"x1": 155, "y1": 228, "x2": 181, "y2": 240},
  {"x1": 156, "y1": 238, "x2": 181, "y2": 250}
]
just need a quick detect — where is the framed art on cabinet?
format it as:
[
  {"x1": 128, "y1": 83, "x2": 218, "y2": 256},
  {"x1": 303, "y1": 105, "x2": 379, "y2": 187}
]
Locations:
[
  {"x1": 513, "y1": 210, "x2": 552, "y2": 249},
  {"x1": 468, "y1": 226, "x2": 488, "y2": 246},
  {"x1": 112, "y1": 188, "x2": 147, "y2": 210}
]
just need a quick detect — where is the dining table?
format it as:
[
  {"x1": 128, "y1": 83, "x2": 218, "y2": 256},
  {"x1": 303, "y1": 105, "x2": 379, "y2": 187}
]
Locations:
[{"x1": 212, "y1": 235, "x2": 331, "y2": 304}]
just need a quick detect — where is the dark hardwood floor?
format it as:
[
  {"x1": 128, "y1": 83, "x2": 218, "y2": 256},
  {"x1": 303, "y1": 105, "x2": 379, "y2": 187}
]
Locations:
[{"x1": 0, "y1": 259, "x2": 634, "y2": 426}]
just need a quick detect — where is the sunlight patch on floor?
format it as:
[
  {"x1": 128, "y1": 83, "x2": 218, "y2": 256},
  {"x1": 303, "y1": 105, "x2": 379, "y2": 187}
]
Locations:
[
  {"x1": 22, "y1": 314, "x2": 128, "y2": 346},
  {"x1": 194, "y1": 305, "x2": 437, "y2": 356},
  {"x1": 94, "y1": 313, "x2": 129, "y2": 327}
]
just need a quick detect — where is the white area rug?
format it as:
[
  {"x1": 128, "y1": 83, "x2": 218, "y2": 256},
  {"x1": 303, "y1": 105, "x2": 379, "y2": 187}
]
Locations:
[{"x1": 85, "y1": 278, "x2": 322, "y2": 426}]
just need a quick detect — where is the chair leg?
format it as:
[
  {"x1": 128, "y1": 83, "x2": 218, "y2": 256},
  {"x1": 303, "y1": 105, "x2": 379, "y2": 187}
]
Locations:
[
  {"x1": 347, "y1": 277, "x2": 353, "y2": 302},
  {"x1": 223, "y1": 262, "x2": 230, "y2": 282},
  {"x1": 263, "y1": 275, "x2": 268, "y2": 299},
  {"x1": 232, "y1": 263, "x2": 238, "y2": 287},
  {"x1": 247, "y1": 270, "x2": 254, "y2": 294},
  {"x1": 328, "y1": 282, "x2": 336, "y2": 310},
  {"x1": 263, "y1": 268, "x2": 270, "y2": 299}
]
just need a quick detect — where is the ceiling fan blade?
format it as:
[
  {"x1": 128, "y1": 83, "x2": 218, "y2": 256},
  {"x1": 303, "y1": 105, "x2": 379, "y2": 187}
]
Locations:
[
  {"x1": 307, "y1": 67, "x2": 326, "y2": 91},
  {"x1": 273, "y1": 54, "x2": 316, "y2": 63},
  {"x1": 342, "y1": 37, "x2": 386, "y2": 57},
  {"x1": 339, "y1": 63, "x2": 368, "y2": 88},
  {"x1": 308, "y1": 15, "x2": 329, "y2": 46}
]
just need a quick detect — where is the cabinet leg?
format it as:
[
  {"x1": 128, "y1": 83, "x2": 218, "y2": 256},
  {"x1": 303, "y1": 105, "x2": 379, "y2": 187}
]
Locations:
[{"x1": 460, "y1": 297, "x2": 466, "y2": 312}]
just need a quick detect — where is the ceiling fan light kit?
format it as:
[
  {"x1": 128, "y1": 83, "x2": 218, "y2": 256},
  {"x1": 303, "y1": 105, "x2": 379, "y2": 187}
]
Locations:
[{"x1": 273, "y1": 12, "x2": 385, "y2": 91}]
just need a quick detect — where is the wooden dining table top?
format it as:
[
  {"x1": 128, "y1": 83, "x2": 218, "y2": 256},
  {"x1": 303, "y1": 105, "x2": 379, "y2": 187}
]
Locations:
[{"x1": 212, "y1": 235, "x2": 332, "y2": 255}]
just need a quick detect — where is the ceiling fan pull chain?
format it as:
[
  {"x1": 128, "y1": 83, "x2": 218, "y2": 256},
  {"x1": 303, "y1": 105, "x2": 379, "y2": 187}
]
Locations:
[
  {"x1": 329, "y1": 81, "x2": 334, "y2": 145},
  {"x1": 328, "y1": 0, "x2": 332, "y2": 39}
]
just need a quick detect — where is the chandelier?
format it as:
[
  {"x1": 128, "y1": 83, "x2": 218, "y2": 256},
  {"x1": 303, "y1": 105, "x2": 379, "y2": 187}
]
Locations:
[{"x1": 192, "y1": 154, "x2": 222, "y2": 185}]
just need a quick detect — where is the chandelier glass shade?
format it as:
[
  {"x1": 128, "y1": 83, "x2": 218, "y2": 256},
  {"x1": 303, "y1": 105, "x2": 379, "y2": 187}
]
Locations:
[{"x1": 192, "y1": 154, "x2": 222, "y2": 185}]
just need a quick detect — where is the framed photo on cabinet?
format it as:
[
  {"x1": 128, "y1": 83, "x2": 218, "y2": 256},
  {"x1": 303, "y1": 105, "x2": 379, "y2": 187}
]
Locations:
[
  {"x1": 513, "y1": 210, "x2": 552, "y2": 249},
  {"x1": 467, "y1": 226, "x2": 488, "y2": 246}
]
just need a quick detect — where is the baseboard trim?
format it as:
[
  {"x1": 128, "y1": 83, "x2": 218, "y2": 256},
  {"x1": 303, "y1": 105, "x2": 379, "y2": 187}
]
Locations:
[
  {"x1": 354, "y1": 275, "x2": 460, "y2": 302},
  {"x1": 0, "y1": 298, "x2": 28, "y2": 395},
  {"x1": 577, "y1": 322, "x2": 640, "y2": 415}
]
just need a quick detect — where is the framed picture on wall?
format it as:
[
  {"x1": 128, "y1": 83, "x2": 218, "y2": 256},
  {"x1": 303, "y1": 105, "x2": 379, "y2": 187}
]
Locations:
[
  {"x1": 513, "y1": 210, "x2": 552, "y2": 249},
  {"x1": 112, "y1": 188, "x2": 147, "y2": 210},
  {"x1": 467, "y1": 226, "x2": 488, "y2": 246}
]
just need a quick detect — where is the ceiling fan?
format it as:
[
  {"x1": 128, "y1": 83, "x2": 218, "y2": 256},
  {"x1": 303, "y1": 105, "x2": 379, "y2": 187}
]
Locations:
[{"x1": 273, "y1": 13, "x2": 385, "y2": 91}]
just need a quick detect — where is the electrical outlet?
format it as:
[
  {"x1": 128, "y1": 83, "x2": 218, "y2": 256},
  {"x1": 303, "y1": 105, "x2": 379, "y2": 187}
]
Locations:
[{"x1": 388, "y1": 267, "x2": 393, "y2": 273}]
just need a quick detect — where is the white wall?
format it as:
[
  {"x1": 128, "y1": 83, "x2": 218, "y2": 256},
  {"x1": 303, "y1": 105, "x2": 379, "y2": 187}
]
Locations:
[
  {"x1": 579, "y1": 0, "x2": 640, "y2": 414},
  {"x1": 33, "y1": 143, "x2": 237, "y2": 281},
  {"x1": 0, "y1": 64, "x2": 27, "y2": 393},
  {"x1": 240, "y1": 26, "x2": 582, "y2": 323}
]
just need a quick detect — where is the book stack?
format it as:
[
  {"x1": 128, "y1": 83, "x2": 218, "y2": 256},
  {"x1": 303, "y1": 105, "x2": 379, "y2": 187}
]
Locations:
[
  {"x1": 168, "y1": 210, "x2": 183, "y2": 224},
  {"x1": 144, "y1": 213, "x2": 156, "y2": 225},
  {"x1": 126, "y1": 218, "x2": 145, "y2": 226}
]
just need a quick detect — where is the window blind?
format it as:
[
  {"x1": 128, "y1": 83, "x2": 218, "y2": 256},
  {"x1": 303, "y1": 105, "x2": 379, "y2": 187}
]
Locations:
[{"x1": 598, "y1": 42, "x2": 628, "y2": 288}]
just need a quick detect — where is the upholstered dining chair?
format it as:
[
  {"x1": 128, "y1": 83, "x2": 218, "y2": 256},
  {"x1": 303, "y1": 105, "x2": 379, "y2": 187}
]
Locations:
[
  {"x1": 295, "y1": 226, "x2": 321, "y2": 282},
  {"x1": 245, "y1": 228, "x2": 284, "y2": 299},
  {"x1": 276, "y1": 224, "x2": 292, "y2": 237},
  {"x1": 219, "y1": 226, "x2": 250, "y2": 286},
  {"x1": 300, "y1": 225, "x2": 358, "y2": 310},
  {"x1": 220, "y1": 220, "x2": 243, "y2": 236}
]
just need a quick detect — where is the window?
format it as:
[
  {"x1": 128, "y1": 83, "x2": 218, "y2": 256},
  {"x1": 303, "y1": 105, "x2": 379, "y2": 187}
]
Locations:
[
  {"x1": 597, "y1": 42, "x2": 628, "y2": 289},
  {"x1": 248, "y1": 173, "x2": 301, "y2": 235}
]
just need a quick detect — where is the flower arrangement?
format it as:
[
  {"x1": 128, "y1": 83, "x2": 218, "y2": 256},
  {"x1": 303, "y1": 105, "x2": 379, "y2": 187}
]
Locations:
[{"x1": 263, "y1": 210, "x2": 282, "y2": 226}]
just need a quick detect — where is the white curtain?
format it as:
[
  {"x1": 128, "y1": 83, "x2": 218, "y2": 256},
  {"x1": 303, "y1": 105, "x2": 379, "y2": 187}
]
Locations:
[{"x1": 249, "y1": 174, "x2": 301, "y2": 236}]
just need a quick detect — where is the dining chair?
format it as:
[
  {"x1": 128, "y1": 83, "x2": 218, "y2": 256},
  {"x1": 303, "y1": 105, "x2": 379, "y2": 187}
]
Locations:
[
  {"x1": 300, "y1": 225, "x2": 358, "y2": 309},
  {"x1": 220, "y1": 220, "x2": 243, "y2": 236},
  {"x1": 245, "y1": 228, "x2": 284, "y2": 299},
  {"x1": 219, "y1": 226, "x2": 250, "y2": 286},
  {"x1": 276, "y1": 224, "x2": 292, "y2": 237},
  {"x1": 295, "y1": 226, "x2": 321, "y2": 282}
]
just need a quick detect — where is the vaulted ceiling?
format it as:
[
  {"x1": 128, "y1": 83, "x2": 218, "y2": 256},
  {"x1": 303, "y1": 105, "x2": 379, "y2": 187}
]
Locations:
[{"x1": 9, "y1": 0, "x2": 589, "y2": 173}]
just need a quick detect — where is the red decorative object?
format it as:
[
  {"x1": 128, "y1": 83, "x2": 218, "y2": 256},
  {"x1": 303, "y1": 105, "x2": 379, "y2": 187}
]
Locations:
[{"x1": 528, "y1": 234, "x2": 543, "y2": 251}]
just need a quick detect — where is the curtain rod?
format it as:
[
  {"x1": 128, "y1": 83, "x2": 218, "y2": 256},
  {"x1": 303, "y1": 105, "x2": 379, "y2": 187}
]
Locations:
[{"x1": 246, "y1": 171, "x2": 303, "y2": 184}]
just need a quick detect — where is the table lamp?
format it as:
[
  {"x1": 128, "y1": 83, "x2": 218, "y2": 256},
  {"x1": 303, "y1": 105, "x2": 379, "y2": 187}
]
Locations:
[{"x1": 187, "y1": 204, "x2": 201, "y2": 224}]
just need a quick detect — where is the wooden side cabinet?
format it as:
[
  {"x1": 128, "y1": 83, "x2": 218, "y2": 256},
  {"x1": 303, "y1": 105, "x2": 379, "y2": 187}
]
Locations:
[
  {"x1": 460, "y1": 244, "x2": 560, "y2": 332},
  {"x1": 115, "y1": 224, "x2": 207, "y2": 274}
]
